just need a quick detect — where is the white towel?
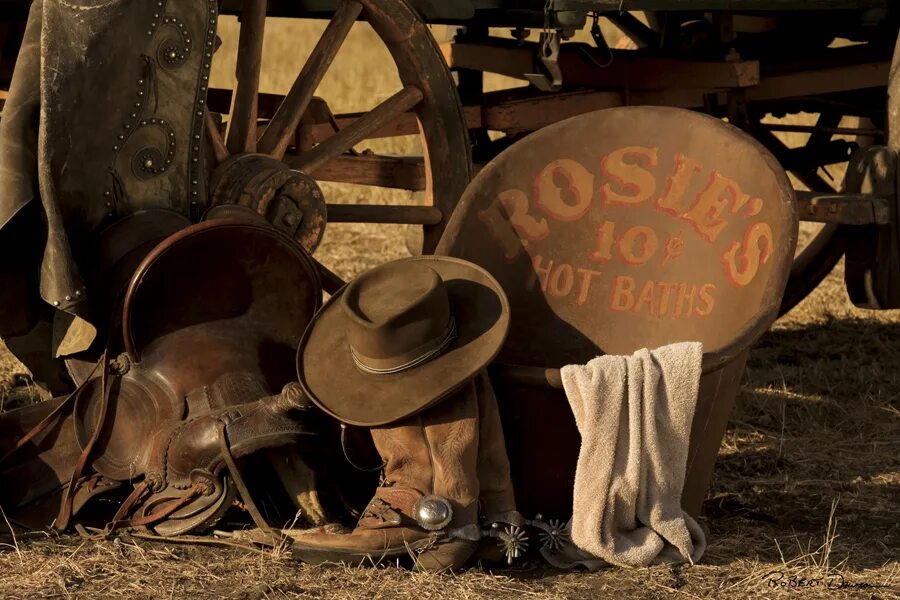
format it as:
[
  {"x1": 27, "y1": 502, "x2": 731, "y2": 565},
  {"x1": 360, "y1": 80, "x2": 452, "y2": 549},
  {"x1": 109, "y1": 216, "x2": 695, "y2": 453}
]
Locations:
[{"x1": 549, "y1": 342, "x2": 706, "y2": 569}]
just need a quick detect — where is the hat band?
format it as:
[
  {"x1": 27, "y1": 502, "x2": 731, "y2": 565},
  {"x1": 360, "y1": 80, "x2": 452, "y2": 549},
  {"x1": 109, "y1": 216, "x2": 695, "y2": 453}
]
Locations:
[{"x1": 350, "y1": 318, "x2": 458, "y2": 375}]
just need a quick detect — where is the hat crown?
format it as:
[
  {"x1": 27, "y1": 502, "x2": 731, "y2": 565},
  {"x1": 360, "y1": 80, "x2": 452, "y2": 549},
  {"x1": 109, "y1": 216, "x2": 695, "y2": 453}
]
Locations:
[{"x1": 342, "y1": 262, "x2": 454, "y2": 373}]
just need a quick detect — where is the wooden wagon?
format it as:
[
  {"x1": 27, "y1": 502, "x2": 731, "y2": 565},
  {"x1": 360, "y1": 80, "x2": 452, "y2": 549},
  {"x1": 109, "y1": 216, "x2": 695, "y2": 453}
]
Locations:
[{"x1": 0, "y1": 0, "x2": 897, "y2": 523}]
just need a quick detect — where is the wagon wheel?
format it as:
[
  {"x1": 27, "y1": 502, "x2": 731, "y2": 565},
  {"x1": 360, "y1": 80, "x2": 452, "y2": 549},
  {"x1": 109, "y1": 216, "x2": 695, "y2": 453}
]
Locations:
[
  {"x1": 749, "y1": 109, "x2": 882, "y2": 316},
  {"x1": 206, "y1": 0, "x2": 471, "y2": 291}
]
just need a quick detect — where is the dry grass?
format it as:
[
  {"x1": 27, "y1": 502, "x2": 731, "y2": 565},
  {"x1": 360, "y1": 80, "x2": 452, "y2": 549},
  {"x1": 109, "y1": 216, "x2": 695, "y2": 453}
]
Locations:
[{"x1": 0, "y1": 16, "x2": 898, "y2": 600}]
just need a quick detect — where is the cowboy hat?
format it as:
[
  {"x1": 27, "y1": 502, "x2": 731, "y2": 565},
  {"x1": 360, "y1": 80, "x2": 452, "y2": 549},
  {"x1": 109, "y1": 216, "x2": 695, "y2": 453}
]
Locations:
[{"x1": 297, "y1": 256, "x2": 510, "y2": 427}]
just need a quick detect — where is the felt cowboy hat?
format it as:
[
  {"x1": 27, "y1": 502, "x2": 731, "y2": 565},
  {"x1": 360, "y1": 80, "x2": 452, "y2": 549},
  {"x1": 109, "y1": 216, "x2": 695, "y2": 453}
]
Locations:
[{"x1": 297, "y1": 256, "x2": 510, "y2": 427}]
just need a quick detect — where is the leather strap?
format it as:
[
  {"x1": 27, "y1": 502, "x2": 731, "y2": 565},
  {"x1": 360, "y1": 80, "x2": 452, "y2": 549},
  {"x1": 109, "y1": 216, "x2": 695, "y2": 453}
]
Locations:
[
  {"x1": 0, "y1": 359, "x2": 100, "y2": 467},
  {"x1": 56, "y1": 348, "x2": 113, "y2": 530},
  {"x1": 216, "y1": 420, "x2": 286, "y2": 545}
]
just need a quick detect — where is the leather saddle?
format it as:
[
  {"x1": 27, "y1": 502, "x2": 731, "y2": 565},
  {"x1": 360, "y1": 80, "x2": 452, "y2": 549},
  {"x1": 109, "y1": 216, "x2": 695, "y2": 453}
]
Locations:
[{"x1": 0, "y1": 218, "x2": 331, "y2": 535}]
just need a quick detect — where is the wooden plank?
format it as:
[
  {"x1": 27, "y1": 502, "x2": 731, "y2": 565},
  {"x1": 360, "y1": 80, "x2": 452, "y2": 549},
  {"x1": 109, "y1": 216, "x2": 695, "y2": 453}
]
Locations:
[
  {"x1": 745, "y1": 61, "x2": 891, "y2": 102},
  {"x1": 554, "y1": 0, "x2": 887, "y2": 9},
  {"x1": 305, "y1": 105, "x2": 482, "y2": 142},
  {"x1": 326, "y1": 204, "x2": 443, "y2": 225},
  {"x1": 479, "y1": 88, "x2": 706, "y2": 131},
  {"x1": 300, "y1": 154, "x2": 427, "y2": 190},
  {"x1": 443, "y1": 41, "x2": 760, "y2": 90}
]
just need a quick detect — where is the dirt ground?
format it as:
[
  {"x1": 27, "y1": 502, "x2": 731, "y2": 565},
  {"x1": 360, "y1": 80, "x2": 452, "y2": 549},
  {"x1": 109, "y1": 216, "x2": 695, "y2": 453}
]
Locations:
[{"x1": 0, "y1": 16, "x2": 898, "y2": 600}]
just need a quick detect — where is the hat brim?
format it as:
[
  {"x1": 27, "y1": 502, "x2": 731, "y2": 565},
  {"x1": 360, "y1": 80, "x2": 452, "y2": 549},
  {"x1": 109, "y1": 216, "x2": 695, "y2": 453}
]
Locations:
[{"x1": 297, "y1": 256, "x2": 510, "y2": 427}]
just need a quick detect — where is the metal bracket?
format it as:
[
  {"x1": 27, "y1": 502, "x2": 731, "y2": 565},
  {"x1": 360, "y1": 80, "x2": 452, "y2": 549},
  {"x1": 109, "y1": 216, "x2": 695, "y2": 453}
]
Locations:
[{"x1": 524, "y1": 32, "x2": 563, "y2": 93}]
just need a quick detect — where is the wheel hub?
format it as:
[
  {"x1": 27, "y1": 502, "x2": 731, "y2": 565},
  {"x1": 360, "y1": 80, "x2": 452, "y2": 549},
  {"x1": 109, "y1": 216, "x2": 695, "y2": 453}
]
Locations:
[{"x1": 207, "y1": 153, "x2": 327, "y2": 253}]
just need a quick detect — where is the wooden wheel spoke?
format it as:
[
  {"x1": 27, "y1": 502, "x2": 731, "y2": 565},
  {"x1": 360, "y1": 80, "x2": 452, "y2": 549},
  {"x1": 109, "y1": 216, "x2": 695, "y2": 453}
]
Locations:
[
  {"x1": 289, "y1": 86, "x2": 424, "y2": 174},
  {"x1": 258, "y1": 0, "x2": 363, "y2": 159},
  {"x1": 205, "y1": 112, "x2": 229, "y2": 163},
  {"x1": 227, "y1": 0, "x2": 267, "y2": 154}
]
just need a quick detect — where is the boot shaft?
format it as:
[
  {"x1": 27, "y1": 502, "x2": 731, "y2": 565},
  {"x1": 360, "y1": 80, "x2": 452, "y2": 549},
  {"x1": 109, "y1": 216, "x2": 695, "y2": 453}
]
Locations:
[
  {"x1": 370, "y1": 381, "x2": 480, "y2": 527},
  {"x1": 474, "y1": 371, "x2": 517, "y2": 520}
]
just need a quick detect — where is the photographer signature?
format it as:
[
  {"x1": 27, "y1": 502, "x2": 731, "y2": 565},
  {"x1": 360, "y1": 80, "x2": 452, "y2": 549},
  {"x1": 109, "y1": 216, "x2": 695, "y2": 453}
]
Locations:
[{"x1": 764, "y1": 570, "x2": 892, "y2": 591}]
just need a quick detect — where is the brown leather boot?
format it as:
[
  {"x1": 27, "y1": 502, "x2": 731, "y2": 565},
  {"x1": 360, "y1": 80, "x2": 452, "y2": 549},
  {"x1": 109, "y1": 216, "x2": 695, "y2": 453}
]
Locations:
[
  {"x1": 474, "y1": 371, "x2": 517, "y2": 521},
  {"x1": 291, "y1": 382, "x2": 481, "y2": 571},
  {"x1": 472, "y1": 370, "x2": 526, "y2": 564}
]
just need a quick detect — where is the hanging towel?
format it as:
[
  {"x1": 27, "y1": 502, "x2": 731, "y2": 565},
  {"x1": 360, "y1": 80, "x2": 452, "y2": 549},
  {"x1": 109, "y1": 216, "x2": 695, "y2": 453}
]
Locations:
[{"x1": 549, "y1": 342, "x2": 707, "y2": 569}]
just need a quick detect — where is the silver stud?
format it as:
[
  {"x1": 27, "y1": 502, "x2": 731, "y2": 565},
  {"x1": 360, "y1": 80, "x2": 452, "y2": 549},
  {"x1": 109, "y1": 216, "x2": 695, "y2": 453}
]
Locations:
[
  {"x1": 53, "y1": 301, "x2": 60, "y2": 306},
  {"x1": 65, "y1": 295, "x2": 71, "y2": 301},
  {"x1": 75, "y1": 291, "x2": 82, "y2": 297}
]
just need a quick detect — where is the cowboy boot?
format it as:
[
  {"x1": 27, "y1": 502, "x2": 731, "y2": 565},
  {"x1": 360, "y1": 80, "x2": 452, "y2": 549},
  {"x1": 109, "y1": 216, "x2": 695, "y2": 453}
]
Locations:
[
  {"x1": 475, "y1": 371, "x2": 517, "y2": 521},
  {"x1": 471, "y1": 370, "x2": 526, "y2": 563},
  {"x1": 291, "y1": 382, "x2": 481, "y2": 571}
]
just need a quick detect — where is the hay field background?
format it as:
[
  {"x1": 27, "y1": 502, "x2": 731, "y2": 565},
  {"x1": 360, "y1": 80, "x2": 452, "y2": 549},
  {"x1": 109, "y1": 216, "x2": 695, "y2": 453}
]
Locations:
[{"x1": 0, "y1": 15, "x2": 898, "y2": 600}]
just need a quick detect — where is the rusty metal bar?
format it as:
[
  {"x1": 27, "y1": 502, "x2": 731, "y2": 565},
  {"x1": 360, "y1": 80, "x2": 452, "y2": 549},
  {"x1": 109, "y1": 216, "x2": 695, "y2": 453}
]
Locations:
[
  {"x1": 795, "y1": 191, "x2": 892, "y2": 225},
  {"x1": 493, "y1": 358, "x2": 724, "y2": 389},
  {"x1": 325, "y1": 204, "x2": 443, "y2": 225},
  {"x1": 491, "y1": 364, "x2": 564, "y2": 390}
]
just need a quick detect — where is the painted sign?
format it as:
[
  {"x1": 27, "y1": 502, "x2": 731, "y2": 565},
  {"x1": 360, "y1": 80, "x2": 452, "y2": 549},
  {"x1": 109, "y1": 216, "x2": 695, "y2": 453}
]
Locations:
[{"x1": 437, "y1": 107, "x2": 798, "y2": 365}]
